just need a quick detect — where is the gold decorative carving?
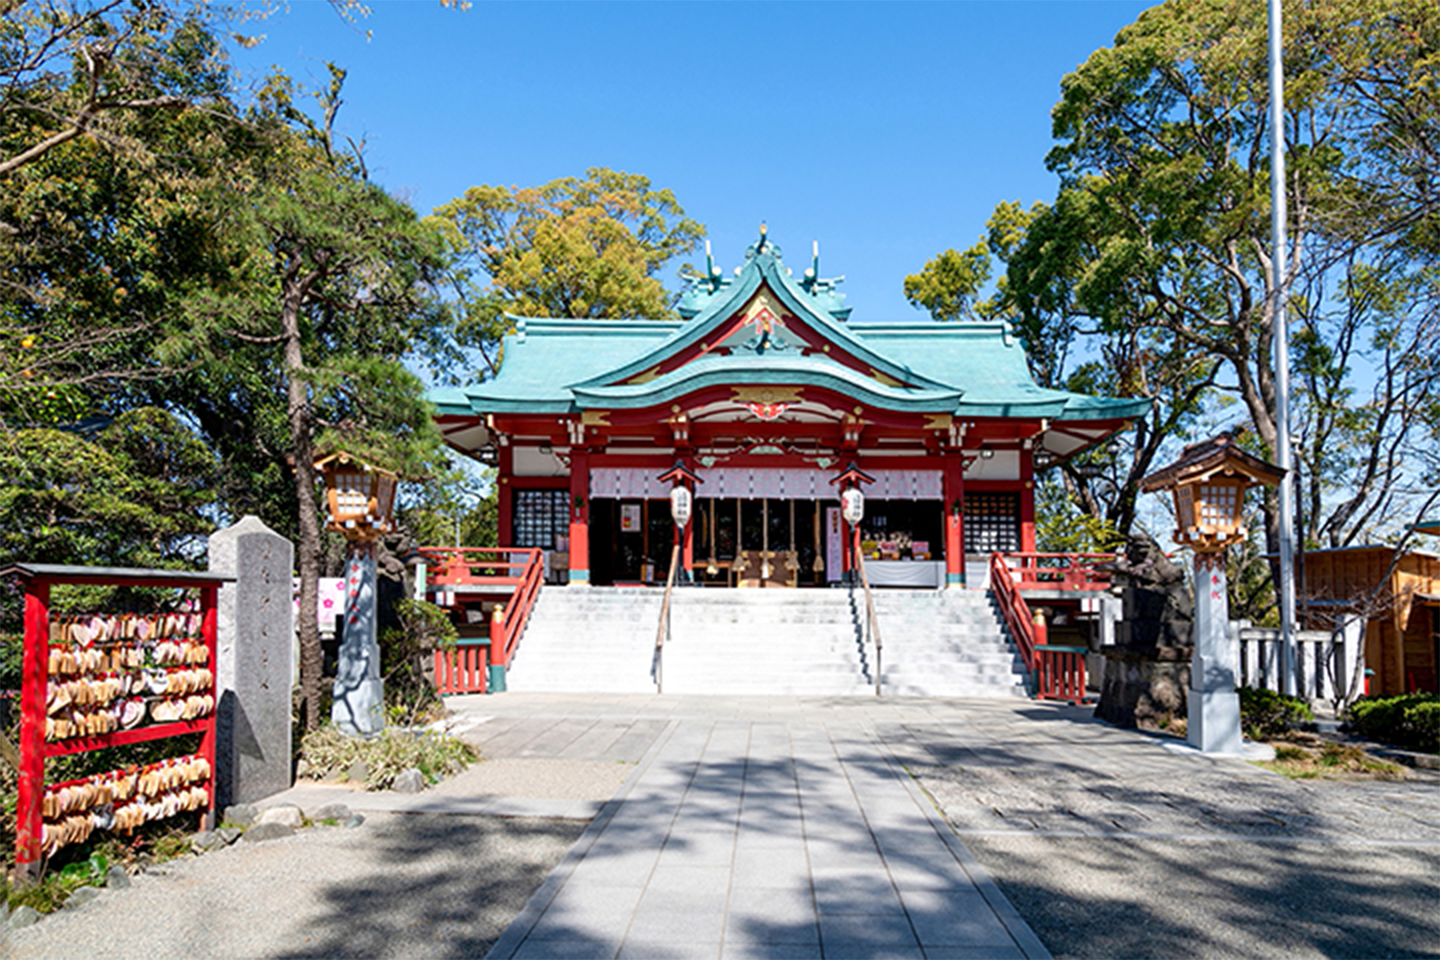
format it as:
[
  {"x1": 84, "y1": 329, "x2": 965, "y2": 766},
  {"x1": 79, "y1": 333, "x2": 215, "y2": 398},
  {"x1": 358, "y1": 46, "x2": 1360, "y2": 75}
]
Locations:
[
  {"x1": 580, "y1": 410, "x2": 611, "y2": 427},
  {"x1": 923, "y1": 414, "x2": 953, "y2": 431},
  {"x1": 868, "y1": 367, "x2": 904, "y2": 388},
  {"x1": 626, "y1": 365, "x2": 662, "y2": 385},
  {"x1": 732, "y1": 387, "x2": 803, "y2": 406}
]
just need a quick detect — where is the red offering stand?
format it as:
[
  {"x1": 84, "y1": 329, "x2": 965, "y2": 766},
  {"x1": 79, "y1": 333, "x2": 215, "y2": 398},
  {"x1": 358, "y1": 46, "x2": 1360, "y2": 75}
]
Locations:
[{"x1": 2, "y1": 564, "x2": 234, "y2": 884}]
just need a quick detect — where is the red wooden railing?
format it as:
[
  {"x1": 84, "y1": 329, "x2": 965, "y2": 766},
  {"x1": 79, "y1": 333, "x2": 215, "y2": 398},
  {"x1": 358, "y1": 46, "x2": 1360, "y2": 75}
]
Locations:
[
  {"x1": 989, "y1": 552, "x2": 1103, "y2": 704},
  {"x1": 420, "y1": 547, "x2": 545, "y2": 695},
  {"x1": 432, "y1": 642, "x2": 489, "y2": 695},
  {"x1": 1000, "y1": 552, "x2": 1114, "y2": 591},
  {"x1": 991, "y1": 552, "x2": 1041, "y2": 667}
]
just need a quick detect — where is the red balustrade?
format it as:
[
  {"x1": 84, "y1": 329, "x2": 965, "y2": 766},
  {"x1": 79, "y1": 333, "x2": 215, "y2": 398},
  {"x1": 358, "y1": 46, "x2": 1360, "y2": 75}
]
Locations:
[
  {"x1": 998, "y1": 552, "x2": 1114, "y2": 591},
  {"x1": 433, "y1": 643, "x2": 489, "y2": 695},
  {"x1": 1034, "y1": 645, "x2": 1089, "y2": 704},
  {"x1": 419, "y1": 547, "x2": 545, "y2": 695},
  {"x1": 989, "y1": 552, "x2": 1095, "y2": 704}
]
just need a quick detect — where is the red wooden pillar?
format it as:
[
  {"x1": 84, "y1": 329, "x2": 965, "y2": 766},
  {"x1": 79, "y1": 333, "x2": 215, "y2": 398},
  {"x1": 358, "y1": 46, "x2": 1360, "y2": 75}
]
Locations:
[
  {"x1": 568, "y1": 447, "x2": 590, "y2": 585},
  {"x1": 944, "y1": 454, "x2": 966, "y2": 589},
  {"x1": 199, "y1": 585, "x2": 219, "y2": 829},
  {"x1": 16, "y1": 580, "x2": 49, "y2": 881},
  {"x1": 681, "y1": 495, "x2": 695, "y2": 571},
  {"x1": 1020, "y1": 445, "x2": 1037, "y2": 554},
  {"x1": 497, "y1": 444, "x2": 514, "y2": 547}
]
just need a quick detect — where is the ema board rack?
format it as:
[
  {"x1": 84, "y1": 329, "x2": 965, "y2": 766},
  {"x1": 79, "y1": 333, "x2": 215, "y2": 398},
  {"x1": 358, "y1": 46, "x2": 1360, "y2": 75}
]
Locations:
[{"x1": 1, "y1": 564, "x2": 234, "y2": 884}]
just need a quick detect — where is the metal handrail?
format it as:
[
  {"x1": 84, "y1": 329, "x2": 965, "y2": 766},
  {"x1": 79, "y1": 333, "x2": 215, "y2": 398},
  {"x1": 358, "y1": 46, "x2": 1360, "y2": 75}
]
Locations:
[
  {"x1": 654, "y1": 545, "x2": 680, "y2": 694},
  {"x1": 854, "y1": 546, "x2": 883, "y2": 696}
]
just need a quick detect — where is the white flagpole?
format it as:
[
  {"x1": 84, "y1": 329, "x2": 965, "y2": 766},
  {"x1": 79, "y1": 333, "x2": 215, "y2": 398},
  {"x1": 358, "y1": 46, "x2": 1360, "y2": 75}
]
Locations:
[{"x1": 1269, "y1": 0, "x2": 1298, "y2": 696}]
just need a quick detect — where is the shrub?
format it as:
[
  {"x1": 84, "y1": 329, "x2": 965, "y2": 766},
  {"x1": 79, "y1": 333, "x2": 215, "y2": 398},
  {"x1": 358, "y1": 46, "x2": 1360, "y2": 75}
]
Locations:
[
  {"x1": 1346, "y1": 694, "x2": 1440, "y2": 753},
  {"x1": 299, "y1": 724, "x2": 478, "y2": 790},
  {"x1": 1238, "y1": 687, "x2": 1314, "y2": 740}
]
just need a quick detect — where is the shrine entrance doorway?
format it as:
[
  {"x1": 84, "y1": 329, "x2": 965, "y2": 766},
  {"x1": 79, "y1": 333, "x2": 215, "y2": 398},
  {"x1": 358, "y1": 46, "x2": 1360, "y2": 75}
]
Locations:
[{"x1": 585, "y1": 495, "x2": 947, "y2": 588}]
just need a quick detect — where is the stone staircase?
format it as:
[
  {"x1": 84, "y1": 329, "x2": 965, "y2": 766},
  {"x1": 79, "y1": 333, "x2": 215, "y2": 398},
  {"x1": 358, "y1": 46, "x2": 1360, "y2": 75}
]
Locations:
[
  {"x1": 660, "y1": 590, "x2": 872, "y2": 696},
  {"x1": 501, "y1": 585, "x2": 1028, "y2": 698},
  {"x1": 502, "y1": 587, "x2": 663, "y2": 693},
  {"x1": 870, "y1": 590, "x2": 1030, "y2": 697}
]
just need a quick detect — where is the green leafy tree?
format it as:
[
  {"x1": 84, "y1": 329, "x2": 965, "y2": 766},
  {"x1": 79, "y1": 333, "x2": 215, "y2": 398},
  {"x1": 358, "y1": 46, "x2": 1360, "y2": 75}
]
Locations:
[
  {"x1": 168, "y1": 68, "x2": 453, "y2": 729},
  {"x1": 0, "y1": 408, "x2": 218, "y2": 591},
  {"x1": 1038, "y1": 0, "x2": 1437, "y2": 558},
  {"x1": 434, "y1": 167, "x2": 703, "y2": 374},
  {"x1": 902, "y1": 241, "x2": 992, "y2": 322}
]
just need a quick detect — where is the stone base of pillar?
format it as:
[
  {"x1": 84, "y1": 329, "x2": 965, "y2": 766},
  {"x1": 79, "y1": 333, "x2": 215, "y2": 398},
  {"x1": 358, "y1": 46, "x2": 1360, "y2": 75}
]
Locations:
[
  {"x1": 1095, "y1": 646, "x2": 1191, "y2": 730},
  {"x1": 1187, "y1": 689, "x2": 1243, "y2": 754},
  {"x1": 333, "y1": 677, "x2": 384, "y2": 736}
]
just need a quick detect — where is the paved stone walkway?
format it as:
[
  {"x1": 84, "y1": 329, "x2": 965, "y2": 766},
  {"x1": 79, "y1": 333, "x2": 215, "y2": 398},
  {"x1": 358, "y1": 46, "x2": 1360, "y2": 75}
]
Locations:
[
  {"x1": 485, "y1": 710, "x2": 1046, "y2": 959},
  {"x1": 9, "y1": 693, "x2": 1435, "y2": 959}
]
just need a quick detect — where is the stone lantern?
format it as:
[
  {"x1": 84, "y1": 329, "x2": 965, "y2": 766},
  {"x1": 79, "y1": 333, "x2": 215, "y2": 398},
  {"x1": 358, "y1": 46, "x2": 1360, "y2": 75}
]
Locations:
[
  {"x1": 314, "y1": 452, "x2": 400, "y2": 737},
  {"x1": 1141, "y1": 433, "x2": 1284, "y2": 754}
]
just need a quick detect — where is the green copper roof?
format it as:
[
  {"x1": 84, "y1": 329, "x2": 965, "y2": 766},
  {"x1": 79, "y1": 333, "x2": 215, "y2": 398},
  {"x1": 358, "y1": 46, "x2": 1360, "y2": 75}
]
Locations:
[
  {"x1": 578, "y1": 240, "x2": 951, "y2": 394},
  {"x1": 436, "y1": 235, "x2": 1152, "y2": 424},
  {"x1": 574, "y1": 354, "x2": 962, "y2": 411},
  {"x1": 853, "y1": 323, "x2": 1152, "y2": 421}
]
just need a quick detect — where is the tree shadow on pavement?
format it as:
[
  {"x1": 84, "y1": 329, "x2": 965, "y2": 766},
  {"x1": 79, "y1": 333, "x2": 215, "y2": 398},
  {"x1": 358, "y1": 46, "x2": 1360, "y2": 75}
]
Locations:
[
  {"x1": 963, "y1": 833, "x2": 1439, "y2": 959},
  {"x1": 274, "y1": 814, "x2": 586, "y2": 959}
]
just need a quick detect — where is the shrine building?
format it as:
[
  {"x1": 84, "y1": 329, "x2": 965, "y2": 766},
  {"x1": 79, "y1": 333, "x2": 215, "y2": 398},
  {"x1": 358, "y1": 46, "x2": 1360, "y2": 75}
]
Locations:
[{"x1": 430, "y1": 232, "x2": 1149, "y2": 589}]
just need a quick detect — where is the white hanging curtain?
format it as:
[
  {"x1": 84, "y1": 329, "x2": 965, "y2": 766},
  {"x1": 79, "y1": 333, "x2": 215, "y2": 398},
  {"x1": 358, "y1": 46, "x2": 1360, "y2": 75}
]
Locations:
[{"x1": 588, "y1": 466, "x2": 941, "y2": 500}]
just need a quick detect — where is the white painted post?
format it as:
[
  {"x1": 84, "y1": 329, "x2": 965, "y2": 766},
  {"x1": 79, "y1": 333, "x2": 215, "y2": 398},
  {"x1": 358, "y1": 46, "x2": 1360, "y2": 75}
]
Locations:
[{"x1": 1188, "y1": 553, "x2": 1244, "y2": 753}]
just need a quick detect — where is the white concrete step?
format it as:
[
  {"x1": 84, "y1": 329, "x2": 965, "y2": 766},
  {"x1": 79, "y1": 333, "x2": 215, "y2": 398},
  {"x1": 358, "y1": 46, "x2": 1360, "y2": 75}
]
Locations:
[{"x1": 498, "y1": 585, "x2": 1030, "y2": 697}]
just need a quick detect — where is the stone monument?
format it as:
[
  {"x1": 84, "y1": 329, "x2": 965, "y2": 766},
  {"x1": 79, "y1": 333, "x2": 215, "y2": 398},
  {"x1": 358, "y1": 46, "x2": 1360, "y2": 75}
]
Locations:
[
  {"x1": 209, "y1": 516, "x2": 294, "y2": 809},
  {"x1": 1094, "y1": 534, "x2": 1194, "y2": 729}
]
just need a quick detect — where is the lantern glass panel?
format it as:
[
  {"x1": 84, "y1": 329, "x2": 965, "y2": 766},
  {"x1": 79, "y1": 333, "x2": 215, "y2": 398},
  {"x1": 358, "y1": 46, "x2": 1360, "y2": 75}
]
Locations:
[
  {"x1": 1198, "y1": 483, "x2": 1238, "y2": 527},
  {"x1": 1175, "y1": 486, "x2": 1195, "y2": 530},
  {"x1": 334, "y1": 472, "x2": 369, "y2": 516},
  {"x1": 375, "y1": 475, "x2": 396, "y2": 521}
]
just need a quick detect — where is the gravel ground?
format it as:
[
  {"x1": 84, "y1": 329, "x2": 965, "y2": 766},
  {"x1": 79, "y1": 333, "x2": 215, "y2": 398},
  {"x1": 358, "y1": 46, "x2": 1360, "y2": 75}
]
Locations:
[
  {"x1": 962, "y1": 834, "x2": 1439, "y2": 960},
  {"x1": 5, "y1": 813, "x2": 585, "y2": 960},
  {"x1": 888, "y1": 702, "x2": 1440, "y2": 960}
]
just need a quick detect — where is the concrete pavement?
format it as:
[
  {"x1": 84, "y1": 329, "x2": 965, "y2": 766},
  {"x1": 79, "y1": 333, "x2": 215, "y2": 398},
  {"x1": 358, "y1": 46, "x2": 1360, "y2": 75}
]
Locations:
[
  {"x1": 8, "y1": 693, "x2": 1436, "y2": 959},
  {"x1": 484, "y1": 708, "x2": 1046, "y2": 959}
]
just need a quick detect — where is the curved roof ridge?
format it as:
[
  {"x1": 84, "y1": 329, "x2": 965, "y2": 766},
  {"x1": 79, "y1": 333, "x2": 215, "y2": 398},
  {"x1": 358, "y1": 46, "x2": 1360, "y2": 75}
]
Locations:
[{"x1": 572, "y1": 240, "x2": 954, "y2": 393}]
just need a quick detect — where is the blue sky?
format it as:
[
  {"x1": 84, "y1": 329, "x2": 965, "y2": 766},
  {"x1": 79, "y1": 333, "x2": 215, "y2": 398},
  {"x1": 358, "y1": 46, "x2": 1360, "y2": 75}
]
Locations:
[{"x1": 232, "y1": 1, "x2": 1154, "y2": 322}]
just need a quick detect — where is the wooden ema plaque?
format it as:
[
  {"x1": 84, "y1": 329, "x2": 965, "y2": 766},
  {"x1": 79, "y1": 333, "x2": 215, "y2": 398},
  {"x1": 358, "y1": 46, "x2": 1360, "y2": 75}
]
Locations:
[{"x1": 3, "y1": 564, "x2": 231, "y2": 884}]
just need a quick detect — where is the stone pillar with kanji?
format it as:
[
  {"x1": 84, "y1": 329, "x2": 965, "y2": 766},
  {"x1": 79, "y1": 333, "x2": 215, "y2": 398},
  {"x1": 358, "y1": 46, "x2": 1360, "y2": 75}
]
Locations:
[
  {"x1": 1188, "y1": 551, "x2": 1242, "y2": 752},
  {"x1": 1140, "y1": 433, "x2": 1285, "y2": 756}
]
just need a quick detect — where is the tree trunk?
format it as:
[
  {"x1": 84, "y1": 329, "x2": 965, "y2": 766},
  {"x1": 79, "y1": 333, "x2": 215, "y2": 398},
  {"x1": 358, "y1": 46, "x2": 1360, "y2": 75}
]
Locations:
[{"x1": 282, "y1": 263, "x2": 325, "y2": 731}]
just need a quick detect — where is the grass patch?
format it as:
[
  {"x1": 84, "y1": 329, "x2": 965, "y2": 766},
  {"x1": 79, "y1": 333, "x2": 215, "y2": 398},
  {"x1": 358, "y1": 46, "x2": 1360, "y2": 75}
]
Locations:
[
  {"x1": 4, "y1": 820, "x2": 195, "y2": 915},
  {"x1": 298, "y1": 724, "x2": 478, "y2": 790},
  {"x1": 1256, "y1": 737, "x2": 1407, "y2": 780}
]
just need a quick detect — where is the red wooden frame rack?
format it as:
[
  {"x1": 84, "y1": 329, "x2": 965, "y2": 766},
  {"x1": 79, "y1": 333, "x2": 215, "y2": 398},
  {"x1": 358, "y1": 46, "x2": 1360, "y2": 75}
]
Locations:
[{"x1": 3, "y1": 563, "x2": 234, "y2": 884}]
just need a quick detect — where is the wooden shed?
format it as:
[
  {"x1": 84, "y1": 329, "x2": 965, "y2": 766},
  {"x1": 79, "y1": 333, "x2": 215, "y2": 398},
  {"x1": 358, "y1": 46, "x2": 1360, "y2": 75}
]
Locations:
[{"x1": 1298, "y1": 546, "x2": 1439, "y2": 696}]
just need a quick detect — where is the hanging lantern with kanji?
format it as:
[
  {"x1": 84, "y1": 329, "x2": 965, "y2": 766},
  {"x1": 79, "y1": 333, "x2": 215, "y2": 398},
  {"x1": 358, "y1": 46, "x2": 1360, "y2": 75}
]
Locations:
[{"x1": 314, "y1": 452, "x2": 399, "y2": 542}]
